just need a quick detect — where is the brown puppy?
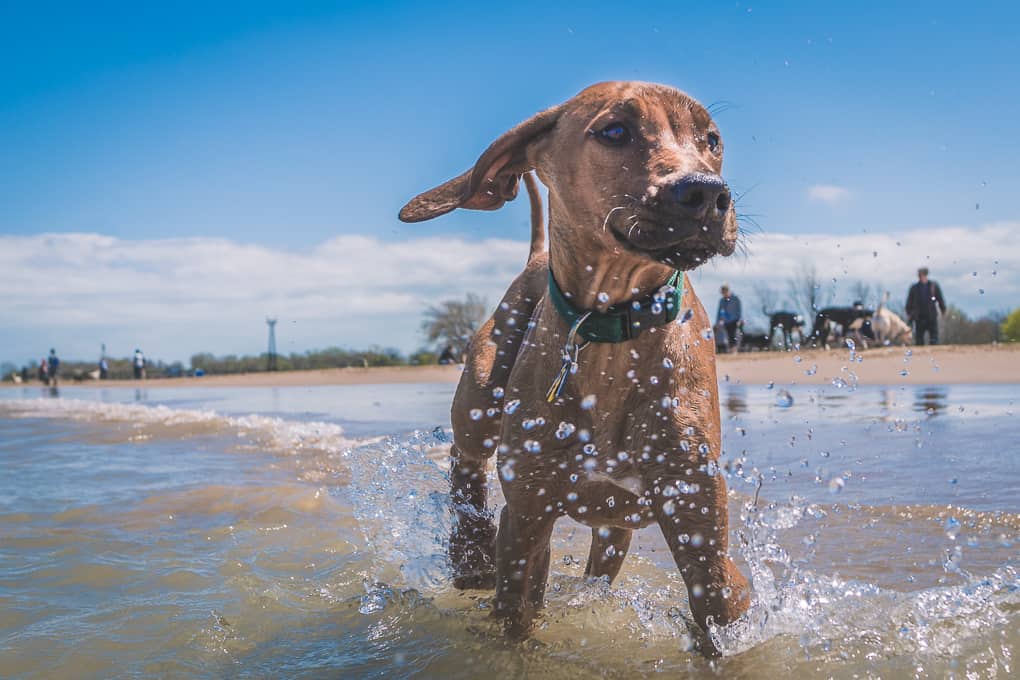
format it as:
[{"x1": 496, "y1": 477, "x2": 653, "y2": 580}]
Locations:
[{"x1": 400, "y1": 81, "x2": 750, "y2": 654}]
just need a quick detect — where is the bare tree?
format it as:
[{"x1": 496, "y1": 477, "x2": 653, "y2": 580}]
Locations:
[
  {"x1": 421, "y1": 293, "x2": 489, "y2": 355},
  {"x1": 755, "y1": 283, "x2": 785, "y2": 315},
  {"x1": 849, "y1": 280, "x2": 878, "y2": 308},
  {"x1": 786, "y1": 265, "x2": 831, "y2": 319}
]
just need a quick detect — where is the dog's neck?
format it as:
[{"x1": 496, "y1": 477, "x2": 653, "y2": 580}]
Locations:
[{"x1": 547, "y1": 209, "x2": 676, "y2": 313}]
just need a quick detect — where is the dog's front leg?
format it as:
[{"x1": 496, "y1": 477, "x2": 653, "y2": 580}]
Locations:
[
  {"x1": 491, "y1": 502, "x2": 557, "y2": 639},
  {"x1": 651, "y1": 468, "x2": 750, "y2": 656},
  {"x1": 448, "y1": 444, "x2": 497, "y2": 589}
]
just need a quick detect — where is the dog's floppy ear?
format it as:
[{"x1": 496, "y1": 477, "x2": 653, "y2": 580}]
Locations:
[{"x1": 398, "y1": 104, "x2": 561, "y2": 223}]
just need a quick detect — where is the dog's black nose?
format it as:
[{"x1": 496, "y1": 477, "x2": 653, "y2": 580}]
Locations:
[{"x1": 668, "y1": 173, "x2": 731, "y2": 220}]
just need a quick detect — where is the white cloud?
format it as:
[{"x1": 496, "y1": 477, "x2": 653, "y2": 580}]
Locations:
[
  {"x1": 1, "y1": 224, "x2": 1017, "y2": 363},
  {"x1": 0, "y1": 233, "x2": 530, "y2": 363},
  {"x1": 808, "y1": 184, "x2": 850, "y2": 203}
]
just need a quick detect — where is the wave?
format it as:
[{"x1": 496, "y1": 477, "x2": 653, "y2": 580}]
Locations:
[{"x1": 0, "y1": 397, "x2": 365, "y2": 461}]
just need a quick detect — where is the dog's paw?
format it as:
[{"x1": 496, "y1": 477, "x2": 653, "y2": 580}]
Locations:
[{"x1": 453, "y1": 570, "x2": 496, "y2": 590}]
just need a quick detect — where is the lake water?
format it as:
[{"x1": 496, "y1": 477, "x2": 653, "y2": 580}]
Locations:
[{"x1": 1, "y1": 381, "x2": 1017, "y2": 678}]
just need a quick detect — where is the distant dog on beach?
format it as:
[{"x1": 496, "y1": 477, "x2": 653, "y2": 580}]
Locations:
[
  {"x1": 400, "y1": 81, "x2": 750, "y2": 655},
  {"x1": 739, "y1": 332, "x2": 772, "y2": 351},
  {"x1": 811, "y1": 304, "x2": 874, "y2": 348},
  {"x1": 871, "y1": 292, "x2": 913, "y2": 346},
  {"x1": 766, "y1": 310, "x2": 805, "y2": 350}
]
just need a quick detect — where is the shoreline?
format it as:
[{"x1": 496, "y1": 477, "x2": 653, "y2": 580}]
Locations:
[{"x1": 3, "y1": 345, "x2": 1018, "y2": 389}]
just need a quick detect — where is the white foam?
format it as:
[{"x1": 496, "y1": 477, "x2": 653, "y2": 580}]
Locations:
[{"x1": 0, "y1": 397, "x2": 361, "y2": 455}]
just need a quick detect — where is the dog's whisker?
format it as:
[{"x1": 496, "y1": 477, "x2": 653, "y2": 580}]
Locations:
[{"x1": 601, "y1": 205, "x2": 628, "y2": 232}]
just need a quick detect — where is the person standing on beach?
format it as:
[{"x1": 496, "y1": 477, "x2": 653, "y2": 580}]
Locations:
[
  {"x1": 438, "y1": 345, "x2": 457, "y2": 365},
  {"x1": 716, "y1": 284, "x2": 743, "y2": 352},
  {"x1": 905, "y1": 267, "x2": 947, "y2": 345},
  {"x1": 47, "y1": 349, "x2": 60, "y2": 386},
  {"x1": 133, "y1": 349, "x2": 147, "y2": 379}
]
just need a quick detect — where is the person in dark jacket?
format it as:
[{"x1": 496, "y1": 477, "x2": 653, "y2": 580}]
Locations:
[
  {"x1": 716, "y1": 284, "x2": 743, "y2": 353},
  {"x1": 47, "y1": 349, "x2": 60, "y2": 386},
  {"x1": 905, "y1": 267, "x2": 946, "y2": 345}
]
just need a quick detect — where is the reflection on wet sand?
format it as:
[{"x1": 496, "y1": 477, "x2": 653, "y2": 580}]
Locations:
[
  {"x1": 875, "y1": 386, "x2": 949, "y2": 420},
  {"x1": 914, "y1": 386, "x2": 948, "y2": 416},
  {"x1": 723, "y1": 385, "x2": 748, "y2": 416}
]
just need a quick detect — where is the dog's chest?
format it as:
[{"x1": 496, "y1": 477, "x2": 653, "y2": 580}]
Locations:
[{"x1": 502, "y1": 325, "x2": 715, "y2": 466}]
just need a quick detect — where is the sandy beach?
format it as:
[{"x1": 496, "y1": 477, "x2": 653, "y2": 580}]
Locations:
[{"x1": 11, "y1": 344, "x2": 1017, "y2": 389}]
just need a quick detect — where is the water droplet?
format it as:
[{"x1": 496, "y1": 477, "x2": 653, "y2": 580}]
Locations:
[
  {"x1": 492, "y1": 386, "x2": 505, "y2": 398},
  {"x1": 775, "y1": 390, "x2": 794, "y2": 408},
  {"x1": 662, "y1": 357, "x2": 674, "y2": 369},
  {"x1": 469, "y1": 408, "x2": 483, "y2": 421},
  {"x1": 580, "y1": 394, "x2": 597, "y2": 410},
  {"x1": 690, "y1": 533, "x2": 704, "y2": 547},
  {"x1": 944, "y1": 516, "x2": 960, "y2": 540},
  {"x1": 566, "y1": 491, "x2": 578, "y2": 502},
  {"x1": 505, "y1": 399, "x2": 521, "y2": 413},
  {"x1": 523, "y1": 440, "x2": 541, "y2": 453},
  {"x1": 604, "y1": 544, "x2": 616, "y2": 556},
  {"x1": 828, "y1": 477, "x2": 845, "y2": 494},
  {"x1": 597, "y1": 291, "x2": 610, "y2": 303},
  {"x1": 555, "y1": 421, "x2": 576, "y2": 440},
  {"x1": 500, "y1": 463, "x2": 516, "y2": 481}
]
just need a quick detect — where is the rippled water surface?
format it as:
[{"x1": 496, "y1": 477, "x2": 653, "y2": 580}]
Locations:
[{"x1": 1, "y1": 382, "x2": 1018, "y2": 678}]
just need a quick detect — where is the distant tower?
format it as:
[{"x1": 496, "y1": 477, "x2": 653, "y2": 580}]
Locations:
[{"x1": 266, "y1": 317, "x2": 278, "y2": 371}]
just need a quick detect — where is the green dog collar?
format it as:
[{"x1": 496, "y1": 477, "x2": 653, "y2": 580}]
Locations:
[{"x1": 547, "y1": 269, "x2": 685, "y2": 343}]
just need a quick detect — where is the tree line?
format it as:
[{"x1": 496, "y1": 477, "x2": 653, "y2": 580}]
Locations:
[{"x1": 5, "y1": 288, "x2": 1016, "y2": 383}]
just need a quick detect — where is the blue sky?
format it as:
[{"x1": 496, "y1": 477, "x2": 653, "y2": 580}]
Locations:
[{"x1": 2, "y1": 2, "x2": 1017, "y2": 363}]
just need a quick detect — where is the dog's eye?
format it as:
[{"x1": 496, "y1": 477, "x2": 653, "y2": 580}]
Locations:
[
  {"x1": 707, "y1": 132, "x2": 720, "y2": 152},
  {"x1": 595, "y1": 122, "x2": 631, "y2": 146}
]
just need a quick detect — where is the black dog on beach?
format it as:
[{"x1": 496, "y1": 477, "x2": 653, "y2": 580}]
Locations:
[
  {"x1": 766, "y1": 310, "x2": 805, "y2": 350},
  {"x1": 811, "y1": 304, "x2": 874, "y2": 347}
]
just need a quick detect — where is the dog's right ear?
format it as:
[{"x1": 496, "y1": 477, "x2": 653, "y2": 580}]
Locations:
[{"x1": 398, "y1": 104, "x2": 561, "y2": 223}]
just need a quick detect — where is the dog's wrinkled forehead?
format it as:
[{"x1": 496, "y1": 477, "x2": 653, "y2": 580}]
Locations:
[{"x1": 568, "y1": 82, "x2": 717, "y2": 142}]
